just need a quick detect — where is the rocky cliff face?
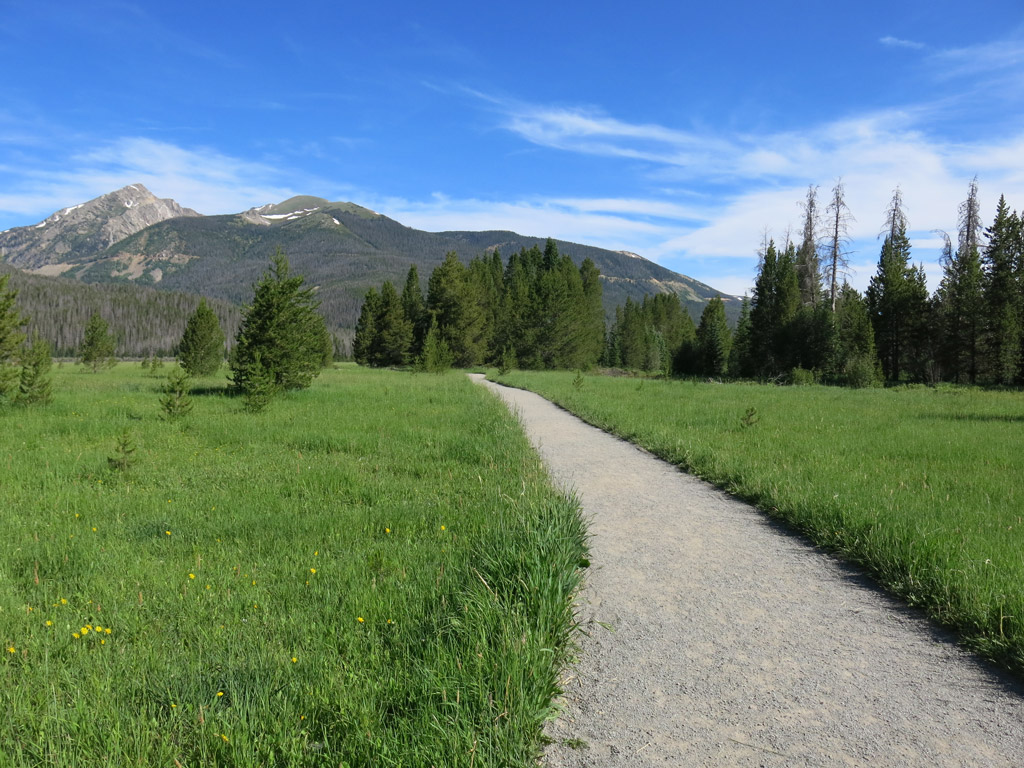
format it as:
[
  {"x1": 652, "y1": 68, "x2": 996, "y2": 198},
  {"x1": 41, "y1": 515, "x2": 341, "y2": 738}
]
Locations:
[{"x1": 0, "y1": 184, "x2": 199, "y2": 269}]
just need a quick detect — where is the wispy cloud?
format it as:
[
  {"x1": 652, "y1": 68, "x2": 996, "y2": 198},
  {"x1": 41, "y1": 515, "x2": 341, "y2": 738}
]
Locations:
[
  {"x1": 879, "y1": 36, "x2": 926, "y2": 50},
  {"x1": 0, "y1": 136, "x2": 311, "y2": 221}
]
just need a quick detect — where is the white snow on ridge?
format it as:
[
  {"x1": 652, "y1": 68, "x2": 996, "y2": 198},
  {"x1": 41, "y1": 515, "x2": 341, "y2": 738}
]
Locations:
[
  {"x1": 35, "y1": 221, "x2": 46, "y2": 228},
  {"x1": 125, "y1": 199, "x2": 135, "y2": 208},
  {"x1": 128, "y1": 185, "x2": 140, "y2": 192},
  {"x1": 332, "y1": 217, "x2": 340, "y2": 225}
]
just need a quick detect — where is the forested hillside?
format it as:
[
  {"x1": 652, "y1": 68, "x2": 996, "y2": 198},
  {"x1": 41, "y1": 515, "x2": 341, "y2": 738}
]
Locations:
[{"x1": 0, "y1": 264, "x2": 241, "y2": 358}]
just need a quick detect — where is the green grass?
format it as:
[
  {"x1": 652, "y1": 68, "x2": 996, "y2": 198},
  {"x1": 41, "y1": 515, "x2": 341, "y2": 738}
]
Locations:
[
  {"x1": 1, "y1": 364, "x2": 587, "y2": 767},
  {"x1": 493, "y1": 370, "x2": 1024, "y2": 675}
]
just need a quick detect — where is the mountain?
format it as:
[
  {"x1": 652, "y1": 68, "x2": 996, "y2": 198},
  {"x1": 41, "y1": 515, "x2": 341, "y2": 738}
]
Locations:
[
  {"x1": 0, "y1": 185, "x2": 198, "y2": 270},
  {"x1": 1, "y1": 189, "x2": 739, "y2": 333}
]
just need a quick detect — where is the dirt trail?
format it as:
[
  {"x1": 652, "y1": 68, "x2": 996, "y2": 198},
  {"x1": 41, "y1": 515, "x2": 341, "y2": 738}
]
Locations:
[{"x1": 470, "y1": 375, "x2": 1024, "y2": 767}]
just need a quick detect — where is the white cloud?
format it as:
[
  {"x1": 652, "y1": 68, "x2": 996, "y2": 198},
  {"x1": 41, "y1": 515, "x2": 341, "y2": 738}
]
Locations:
[
  {"x1": 880, "y1": 36, "x2": 926, "y2": 50},
  {"x1": 0, "y1": 137, "x2": 308, "y2": 222}
]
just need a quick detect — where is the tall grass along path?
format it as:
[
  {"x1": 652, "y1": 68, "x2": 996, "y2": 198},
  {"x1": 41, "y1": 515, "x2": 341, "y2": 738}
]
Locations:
[{"x1": 472, "y1": 374, "x2": 1024, "y2": 767}]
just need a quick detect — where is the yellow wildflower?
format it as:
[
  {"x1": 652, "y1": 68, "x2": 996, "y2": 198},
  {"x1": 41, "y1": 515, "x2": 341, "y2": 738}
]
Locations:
[
  {"x1": 309, "y1": 568, "x2": 316, "y2": 574},
  {"x1": 217, "y1": 691, "x2": 224, "y2": 697},
  {"x1": 72, "y1": 633, "x2": 80, "y2": 639},
  {"x1": 6, "y1": 647, "x2": 14, "y2": 654},
  {"x1": 357, "y1": 617, "x2": 364, "y2": 623},
  {"x1": 291, "y1": 656, "x2": 298, "y2": 663},
  {"x1": 45, "y1": 620, "x2": 52, "y2": 627},
  {"x1": 221, "y1": 734, "x2": 229, "y2": 742},
  {"x1": 105, "y1": 628, "x2": 111, "y2": 634},
  {"x1": 189, "y1": 573, "x2": 195, "y2": 580}
]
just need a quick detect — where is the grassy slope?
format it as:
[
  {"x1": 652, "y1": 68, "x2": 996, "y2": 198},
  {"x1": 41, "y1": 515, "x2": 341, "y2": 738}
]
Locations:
[
  {"x1": 0, "y1": 365, "x2": 586, "y2": 767},
  {"x1": 494, "y1": 370, "x2": 1024, "y2": 675}
]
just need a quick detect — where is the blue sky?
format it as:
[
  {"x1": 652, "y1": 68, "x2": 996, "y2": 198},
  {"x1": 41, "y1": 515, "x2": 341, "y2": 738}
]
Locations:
[{"x1": 2, "y1": 1, "x2": 1022, "y2": 296}]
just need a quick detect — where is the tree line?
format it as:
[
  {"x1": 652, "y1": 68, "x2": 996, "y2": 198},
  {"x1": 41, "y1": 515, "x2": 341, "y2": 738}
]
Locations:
[
  {"x1": 605, "y1": 179, "x2": 1023, "y2": 387},
  {"x1": 353, "y1": 240, "x2": 606, "y2": 370}
]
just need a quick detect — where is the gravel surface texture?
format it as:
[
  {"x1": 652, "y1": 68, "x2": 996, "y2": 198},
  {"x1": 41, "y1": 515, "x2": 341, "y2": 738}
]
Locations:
[{"x1": 471, "y1": 375, "x2": 1024, "y2": 768}]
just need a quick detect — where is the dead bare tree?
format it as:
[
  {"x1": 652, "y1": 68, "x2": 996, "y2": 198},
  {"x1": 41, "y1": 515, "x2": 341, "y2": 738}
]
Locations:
[{"x1": 825, "y1": 179, "x2": 854, "y2": 312}]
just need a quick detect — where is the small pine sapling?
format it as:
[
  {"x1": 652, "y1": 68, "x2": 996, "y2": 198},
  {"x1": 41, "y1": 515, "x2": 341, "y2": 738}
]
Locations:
[
  {"x1": 108, "y1": 430, "x2": 138, "y2": 472},
  {"x1": 160, "y1": 367, "x2": 193, "y2": 420}
]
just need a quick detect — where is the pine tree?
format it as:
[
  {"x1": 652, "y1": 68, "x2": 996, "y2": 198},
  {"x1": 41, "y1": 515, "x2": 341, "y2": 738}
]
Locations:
[
  {"x1": 981, "y1": 196, "x2": 1022, "y2": 384},
  {"x1": 177, "y1": 299, "x2": 225, "y2": 377},
  {"x1": 80, "y1": 312, "x2": 116, "y2": 372},
  {"x1": 749, "y1": 240, "x2": 800, "y2": 377},
  {"x1": 728, "y1": 297, "x2": 754, "y2": 377},
  {"x1": 695, "y1": 297, "x2": 732, "y2": 377},
  {"x1": 400, "y1": 265, "x2": 426, "y2": 357},
  {"x1": 16, "y1": 333, "x2": 53, "y2": 406},
  {"x1": 426, "y1": 252, "x2": 487, "y2": 367},
  {"x1": 866, "y1": 189, "x2": 918, "y2": 382},
  {"x1": 579, "y1": 258, "x2": 606, "y2": 367},
  {"x1": 937, "y1": 179, "x2": 985, "y2": 383},
  {"x1": 376, "y1": 280, "x2": 413, "y2": 366},
  {"x1": 229, "y1": 250, "x2": 329, "y2": 398},
  {"x1": 353, "y1": 287, "x2": 381, "y2": 366},
  {"x1": 0, "y1": 273, "x2": 26, "y2": 402},
  {"x1": 835, "y1": 285, "x2": 880, "y2": 387},
  {"x1": 160, "y1": 366, "x2": 194, "y2": 420},
  {"x1": 419, "y1": 315, "x2": 454, "y2": 373}
]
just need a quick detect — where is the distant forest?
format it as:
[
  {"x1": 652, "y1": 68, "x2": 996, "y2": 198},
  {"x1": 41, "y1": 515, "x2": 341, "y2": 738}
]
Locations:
[
  {"x1": 1, "y1": 265, "x2": 241, "y2": 358},
  {"x1": 356, "y1": 180, "x2": 1024, "y2": 388}
]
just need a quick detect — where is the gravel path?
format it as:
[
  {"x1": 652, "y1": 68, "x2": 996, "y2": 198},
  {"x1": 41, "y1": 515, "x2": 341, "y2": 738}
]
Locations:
[{"x1": 471, "y1": 375, "x2": 1024, "y2": 768}]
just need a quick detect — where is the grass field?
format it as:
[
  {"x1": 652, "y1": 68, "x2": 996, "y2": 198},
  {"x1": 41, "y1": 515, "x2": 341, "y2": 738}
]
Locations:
[
  {"x1": 493, "y1": 370, "x2": 1024, "y2": 675},
  {"x1": 0, "y1": 364, "x2": 587, "y2": 767}
]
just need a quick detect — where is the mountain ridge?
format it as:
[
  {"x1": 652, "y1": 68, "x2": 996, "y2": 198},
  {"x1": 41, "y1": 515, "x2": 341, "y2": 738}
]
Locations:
[{"x1": 1, "y1": 188, "x2": 738, "y2": 331}]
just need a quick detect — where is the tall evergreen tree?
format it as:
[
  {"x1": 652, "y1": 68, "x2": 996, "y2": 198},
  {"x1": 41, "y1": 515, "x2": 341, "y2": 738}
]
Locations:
[
  {"x1": 937, "y1": 179, "x2": 985, "y2": 383},
  {"x1": 400, "y1": 264, "x2": 426, "y2": 357},
  {"x1": 353, "y1": 287, "x2": 381, "y2": 366},
  {"x1": 229, "y1": 250, "x2": 329, "y2": 397},
  {"x1": 980, "y1": 196, "x2": 1022, "y2": 384},
  {"x1": 749, "y1": 240, "x2": 800, "y2": 377},
  {"x1": 834, "y1": 284, "x2": 880, "y2": 387},
  {"x1": 376, "y1": 280, "x2": 413, "y2": 366},
  {"x1": 177, "y1": 298, "x2": 226, "y2": 377},
  {"x1": 426, "y1": 252, "x2": 487, "y2": 367},
  {"x1": 866, "y1": 189, "x2": 921, "y2": 382},
  {"x1": 695, "y1": 297, "x2": 732, "y2": 376},
  {"x1": 80, "y1": 312, "x2": 116, "y2": 372},
  {"x1": 728, "y1": 297, "x2": 754, "y2": 378},
  {"x1": 579, "y1": 257, "x2": 606, "y2": 367},
  {"x1": 0, "y1": 273, "x2": 26, "y2": 402}
]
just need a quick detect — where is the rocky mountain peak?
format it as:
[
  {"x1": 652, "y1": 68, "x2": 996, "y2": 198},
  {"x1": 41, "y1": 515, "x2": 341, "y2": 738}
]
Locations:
[{"x1": 0, "y1": 184, "x2": 200, "y2": 269}]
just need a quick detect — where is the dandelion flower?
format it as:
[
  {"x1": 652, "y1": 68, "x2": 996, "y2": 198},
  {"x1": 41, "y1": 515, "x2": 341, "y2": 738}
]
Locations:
[
  {"x1": 92, "y1": 527, "x2": 97, "y2": 532},
  {"x1": 217, "y1": 691, "x2": 224, "y2": 697},
  {"x1": 291, "y1": 657, "x2": 298, "y2": 663},
  {"x1": 385, "y1": 528, "x2": 390, "y2": 534},
  {"x1": 441, "y1": 525, "x2": 446, "y2": 531},
  {"x1": 166, "y1": 531, "x2": 171, "y2": 536},
  {"x1": 95, "y1": 625, "x2": 103, "y2": 632},
  {"x1": 45, "y1": 620, "x2": 52, "y2": 627},
  {"x1": 100, "y1": 639, "x2": 106, "y2": 645},
  {"x1": 221, "y1": 733, "x2": 229, "y2": 742},
  {"x1": 189, "y1": 573, "x2": 195, "y2": 580},
  {"x1": 80, "y1": 627, "x2": 89, "y2": 636},
  {"x1": 309, "y1": 568, "x2": 316, "y2": 574},
  {"x1": 60, "y1": 598, "x2": 67, "y2": 605},
  {"x1": 72, "y1": 633, "x2": 80, "y2": 639},
  {"x1": 105, "y1": 628, "x2": 111, "y2": 634},
  {"x1": 6, "y1": 647, "x2": 14, "y2": 654},
  {"x1": 357, "y1": 617, "x2": 364, "y2": 623},
  {"x1": 171, "y1": 703, "x2": 176, "y2": 708}
]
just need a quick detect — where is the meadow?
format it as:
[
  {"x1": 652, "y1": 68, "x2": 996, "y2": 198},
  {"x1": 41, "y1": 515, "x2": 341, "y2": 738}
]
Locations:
[
  {"x1": 0, "y1": 364, "x2": 587, "y2": 767},
  {"x1": 494, "y1": 370, "x2": 1024, "y2": 675}
]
